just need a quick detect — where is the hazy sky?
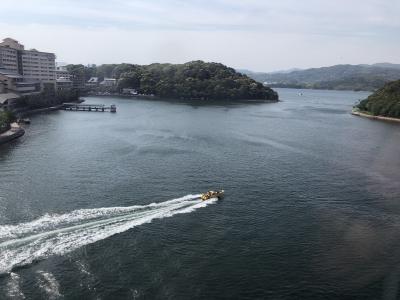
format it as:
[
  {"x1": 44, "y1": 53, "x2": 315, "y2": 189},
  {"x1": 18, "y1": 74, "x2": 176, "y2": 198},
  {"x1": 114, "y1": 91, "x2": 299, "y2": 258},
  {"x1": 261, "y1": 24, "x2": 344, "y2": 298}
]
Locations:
[{"x1": 1, "y1": 0, "x2": 399, "y2": 71}]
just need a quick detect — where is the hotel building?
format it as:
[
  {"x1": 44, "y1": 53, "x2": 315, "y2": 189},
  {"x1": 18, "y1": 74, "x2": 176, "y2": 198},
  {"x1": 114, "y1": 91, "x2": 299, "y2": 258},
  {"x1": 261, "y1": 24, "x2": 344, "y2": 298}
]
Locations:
[{"x1": 0, "y1": 38, "x2": 56, "y2": 94}]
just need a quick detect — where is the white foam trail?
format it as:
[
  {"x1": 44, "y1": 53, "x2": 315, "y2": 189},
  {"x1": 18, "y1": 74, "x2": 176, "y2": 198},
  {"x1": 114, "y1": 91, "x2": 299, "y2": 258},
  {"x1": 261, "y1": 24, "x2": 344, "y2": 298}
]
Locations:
[
  {"x1": 37, "y1": 271, "x2": 62, "y2": 300},
  {"x1": 0, "y1": 194, "x2": 216, "y2": 274},
  {"x1": 0, "y1": 194, "x2": 199, "y2": 240},
  {"x1": 6, "y1": 272, "x2": 25, "y2": 299}
]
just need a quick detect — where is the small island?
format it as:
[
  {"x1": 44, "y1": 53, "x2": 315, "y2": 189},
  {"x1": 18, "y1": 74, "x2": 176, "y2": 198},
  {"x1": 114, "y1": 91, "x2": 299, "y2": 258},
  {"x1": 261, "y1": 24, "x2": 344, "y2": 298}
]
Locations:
[
  {"x1": 69, "y1": 61, "x2": 279, "y2": 101},
  {"x1": 353, "y1": 80, "x2": 400, "y2": 122}
]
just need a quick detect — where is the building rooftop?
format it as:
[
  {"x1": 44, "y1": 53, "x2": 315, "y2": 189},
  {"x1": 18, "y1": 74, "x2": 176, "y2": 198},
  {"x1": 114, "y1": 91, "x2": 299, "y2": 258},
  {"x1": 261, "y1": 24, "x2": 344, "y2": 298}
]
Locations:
[
  {"x1": 88, "y1": 77, "x2": 99, "y2": 83},
  {"x1": 0, "y1": 38, "x2": 25, "y2": 50},
  {"x1": 0, "y1": 38, "x2": 55, "y2": 56},
  {"x1": 0, "y1": 92, "x2": 20, "y2": 105}
]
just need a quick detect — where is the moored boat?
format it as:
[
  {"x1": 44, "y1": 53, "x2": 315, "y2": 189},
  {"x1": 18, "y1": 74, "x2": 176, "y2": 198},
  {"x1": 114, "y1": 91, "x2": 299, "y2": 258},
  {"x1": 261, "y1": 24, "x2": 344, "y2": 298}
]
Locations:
[{"x1": 17, "y1": 118, "x2": 31, "y2": 124}]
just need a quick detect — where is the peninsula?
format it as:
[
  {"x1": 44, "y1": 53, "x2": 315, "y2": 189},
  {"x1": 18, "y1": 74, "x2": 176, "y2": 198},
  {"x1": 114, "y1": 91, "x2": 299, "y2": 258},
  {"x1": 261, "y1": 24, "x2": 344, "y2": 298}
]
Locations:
[
  {"x1": 353, "y1": 80, "x2": 400, "y2": 122},
  {"x1": 68, "y1": 61, "x2": 279, "y2": 101}
]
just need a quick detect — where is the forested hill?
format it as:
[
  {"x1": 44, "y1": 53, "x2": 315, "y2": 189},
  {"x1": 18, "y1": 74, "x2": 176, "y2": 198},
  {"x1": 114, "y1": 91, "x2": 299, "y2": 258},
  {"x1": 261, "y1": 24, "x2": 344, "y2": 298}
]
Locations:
[
  {"x1": 241, "y1": 63, "x2": 400, "y2": 91},
  {"x1": 357, "y1": 80, "x2": 400, "y2": 118},
  {"x1": 68, "y1": 61, "x2": 278, "y2": 101}
]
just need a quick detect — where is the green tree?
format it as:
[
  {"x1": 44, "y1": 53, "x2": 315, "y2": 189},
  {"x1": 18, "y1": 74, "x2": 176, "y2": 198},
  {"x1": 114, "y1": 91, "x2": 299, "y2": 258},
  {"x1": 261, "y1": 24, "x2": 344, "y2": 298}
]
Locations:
[{"x1": 357, "y1": 80, "x2": 400, "y2": 117}]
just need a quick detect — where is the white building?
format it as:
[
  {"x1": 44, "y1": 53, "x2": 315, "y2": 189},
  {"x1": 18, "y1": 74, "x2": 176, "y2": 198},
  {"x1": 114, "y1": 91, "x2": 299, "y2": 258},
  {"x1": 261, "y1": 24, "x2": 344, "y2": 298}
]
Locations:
[
  {"x1": 100, "y1": 78, "x2": 116, "y2": 86},
  {"x1": 86, "y1": 77, "x2": 99, "y2": 87},
  {"x1": 0, "y1": 38, "x2": 56, "y2": 92},
  {"x1": 56, "y1": 77, "x2": 73, "y2": 90},
  {"x1": 0, "y1": 41, "x2": 19, "y2": 73},
  {"x1": 0, "y1": 70, "x2": 41, "y2": 94},
  {"x1": 20, "y1": 49, "x2": 56, "y2": 83},
  {"x1": 56, "y1": 65, "x2": 71, "y2": 80}
]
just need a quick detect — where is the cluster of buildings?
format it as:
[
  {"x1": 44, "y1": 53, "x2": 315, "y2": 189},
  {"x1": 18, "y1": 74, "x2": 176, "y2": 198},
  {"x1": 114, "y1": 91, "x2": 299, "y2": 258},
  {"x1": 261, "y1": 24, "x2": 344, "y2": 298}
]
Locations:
[
  {"x1": 55, "y1": 67, "x2": 117, "y2": 91},
  {"x1": 0, "y1": 37, "x2": 118, "y2": 109},
  {"x1": 0, "y1": 38, "x2": 56, "y2": 108}
]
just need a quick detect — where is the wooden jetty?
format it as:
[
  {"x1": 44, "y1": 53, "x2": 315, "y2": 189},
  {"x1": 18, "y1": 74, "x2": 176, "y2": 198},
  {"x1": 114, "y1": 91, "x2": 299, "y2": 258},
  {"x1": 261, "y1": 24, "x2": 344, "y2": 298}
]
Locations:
[{"x1": 62, "y1": 103, "x2": 116, "y2": 113}]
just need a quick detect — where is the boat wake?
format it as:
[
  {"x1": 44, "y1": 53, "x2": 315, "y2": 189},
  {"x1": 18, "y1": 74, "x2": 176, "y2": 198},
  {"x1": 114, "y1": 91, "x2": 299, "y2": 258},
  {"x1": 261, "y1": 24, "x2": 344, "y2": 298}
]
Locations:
[{"x1": 0, "y1": 194, "x2": 216, "y2": 275}]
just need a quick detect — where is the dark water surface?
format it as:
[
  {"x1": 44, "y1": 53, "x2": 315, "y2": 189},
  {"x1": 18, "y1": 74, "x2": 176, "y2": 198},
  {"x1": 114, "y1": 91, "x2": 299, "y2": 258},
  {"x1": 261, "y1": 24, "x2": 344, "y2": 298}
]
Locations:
[{"x1": 1, "y1": 89, "x2": 400, "y2": 299}]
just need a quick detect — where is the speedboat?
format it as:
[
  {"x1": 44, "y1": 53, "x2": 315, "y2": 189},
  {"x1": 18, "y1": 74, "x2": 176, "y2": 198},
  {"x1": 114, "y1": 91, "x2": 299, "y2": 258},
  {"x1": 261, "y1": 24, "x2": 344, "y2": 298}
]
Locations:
[{"x1": 200, "y1": 190, "x2": 224, "y2": 201}]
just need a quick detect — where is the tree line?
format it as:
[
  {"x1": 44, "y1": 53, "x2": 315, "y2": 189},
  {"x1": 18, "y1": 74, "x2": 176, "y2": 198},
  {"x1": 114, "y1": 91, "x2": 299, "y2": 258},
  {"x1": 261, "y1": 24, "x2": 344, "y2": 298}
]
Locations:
[
  {"x1": 357, "y1": 80, "x2": 400, "y2": 118},
  {"x1": 66, "y1": 61, "x2": 279, "y2": 101},
  {"x1": 0, "y1": 111, "x2": 15, "y2": 133}
]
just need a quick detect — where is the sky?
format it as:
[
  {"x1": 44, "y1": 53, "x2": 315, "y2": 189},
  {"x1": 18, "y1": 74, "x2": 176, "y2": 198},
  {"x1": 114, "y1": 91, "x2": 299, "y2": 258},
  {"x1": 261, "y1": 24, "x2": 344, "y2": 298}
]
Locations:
[{"x1": 0, "y1": 0, "x2": 399, "y2": 72}]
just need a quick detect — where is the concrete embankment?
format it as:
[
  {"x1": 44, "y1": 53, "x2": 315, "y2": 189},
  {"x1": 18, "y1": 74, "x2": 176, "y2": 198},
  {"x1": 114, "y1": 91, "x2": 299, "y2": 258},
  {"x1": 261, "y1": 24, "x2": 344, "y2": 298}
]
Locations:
[
  {"x1": 351, "y1": 111, "x2": 400, "y2": 123},
  {"x1": 0, "y1": 123, "x2": 25, "y2": 145},
  {"x1": 0, "y1": 102, "x2": 82, "y2": 146},
  {"x1": 16, "y1": 105, "x2": 63, "y2": 117}
]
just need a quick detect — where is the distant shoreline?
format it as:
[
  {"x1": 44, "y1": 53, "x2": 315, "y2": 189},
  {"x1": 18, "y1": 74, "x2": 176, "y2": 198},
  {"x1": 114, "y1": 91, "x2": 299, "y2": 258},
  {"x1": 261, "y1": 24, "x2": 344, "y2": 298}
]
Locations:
[
  {"x1": 351, "y1": 110, "x2": 400, "y2": 123},
  {"x1": 87, "y1": 93, "x2": 280, "y2": 103},
  {"x1": 270, "y1": 85, "x2": 373, "y2": 92}
]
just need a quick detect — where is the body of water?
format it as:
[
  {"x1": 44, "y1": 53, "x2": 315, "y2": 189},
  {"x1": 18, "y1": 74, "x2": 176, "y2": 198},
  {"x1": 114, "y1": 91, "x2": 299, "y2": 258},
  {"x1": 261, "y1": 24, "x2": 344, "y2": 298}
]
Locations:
[{"x1": 1, "y1": 89, "x2": 400, "y2": 299}]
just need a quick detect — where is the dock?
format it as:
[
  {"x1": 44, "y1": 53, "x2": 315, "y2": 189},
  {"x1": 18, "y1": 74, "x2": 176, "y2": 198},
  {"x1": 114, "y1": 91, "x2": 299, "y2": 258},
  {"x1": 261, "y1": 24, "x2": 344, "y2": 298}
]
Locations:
[{"x1": 62, "y1": 103, "x2": 116, "y2": 113}]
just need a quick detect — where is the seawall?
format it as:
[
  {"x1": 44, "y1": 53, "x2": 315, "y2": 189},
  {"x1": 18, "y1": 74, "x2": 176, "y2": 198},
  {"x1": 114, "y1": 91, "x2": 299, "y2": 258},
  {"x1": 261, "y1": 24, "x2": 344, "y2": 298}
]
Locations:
[
  {"x1": 17, "y1": 105, "x2": 64, "y2": 118},
  {"x1": 0, "y1": 124, "x2": 25, "y2": 145}
]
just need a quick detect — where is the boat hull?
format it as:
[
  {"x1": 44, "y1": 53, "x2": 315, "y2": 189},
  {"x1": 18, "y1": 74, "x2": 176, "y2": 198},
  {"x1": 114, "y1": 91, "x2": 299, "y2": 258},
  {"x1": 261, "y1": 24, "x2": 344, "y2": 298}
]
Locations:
[{"x1": 200, "y1": 190, "x2": 224, "y2": 201}]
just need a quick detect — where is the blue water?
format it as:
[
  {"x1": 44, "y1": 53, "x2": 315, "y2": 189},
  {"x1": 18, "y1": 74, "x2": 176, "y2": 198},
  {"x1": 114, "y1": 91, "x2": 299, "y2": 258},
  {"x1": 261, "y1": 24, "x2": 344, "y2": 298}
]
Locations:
[{"x1": 1, "y1": 88, "x2": 400, "y2": 299}]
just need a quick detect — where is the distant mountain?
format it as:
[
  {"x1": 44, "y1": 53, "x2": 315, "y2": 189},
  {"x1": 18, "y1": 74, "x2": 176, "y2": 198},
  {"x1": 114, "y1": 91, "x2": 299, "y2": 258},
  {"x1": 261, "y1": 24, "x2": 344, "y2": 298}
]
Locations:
[
  {"x1": 268, "y1": 68, "x2": 303, "y2": 74},
  {"x1": 243, "y1": 63, "x2": 400, "y2": 91},
  {"x1": 357, "y1": 80, "x2": 400, "y2": 118},
  {"x1": 236, "y1": 69, "x2": 255, "y2": 74},
  {"x1": 371, "y1": 63, "x2": 400, "y2": 70},
  {"x1": 237, "y1": 68, "x2": 303, "y2": 77}
]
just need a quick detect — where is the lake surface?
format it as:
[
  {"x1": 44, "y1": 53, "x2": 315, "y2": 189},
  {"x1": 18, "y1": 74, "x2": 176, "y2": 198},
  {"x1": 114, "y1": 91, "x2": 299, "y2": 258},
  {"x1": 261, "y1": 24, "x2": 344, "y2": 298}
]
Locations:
[{"x1": 1, "y1": 88, "x2": 400, "y2": 299}]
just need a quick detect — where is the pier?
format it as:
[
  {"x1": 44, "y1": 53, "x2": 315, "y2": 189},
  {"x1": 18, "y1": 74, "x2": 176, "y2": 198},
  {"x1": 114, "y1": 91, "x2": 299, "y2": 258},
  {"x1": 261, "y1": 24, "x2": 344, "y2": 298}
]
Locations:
[{"x1": 62, "y1": 103, "x2": 116, "y2": 113}]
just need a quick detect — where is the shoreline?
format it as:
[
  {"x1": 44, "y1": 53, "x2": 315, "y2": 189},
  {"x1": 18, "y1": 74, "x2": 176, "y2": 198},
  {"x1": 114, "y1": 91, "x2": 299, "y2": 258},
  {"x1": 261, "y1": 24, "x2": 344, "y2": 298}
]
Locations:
[
  {"x1": 87, "y1": 93, "x2": 279, "y2": 103},
  {"x1": 351, "y1": 110, "x2": 400, "y2": 123},
  {"x1": 15, "y1": 98, "x2": 83, "y2": 118},
  {"x1": 17, "y1": 104, "x2": 64, "y2": 118},
  {"x1": 271, "y1": 86, "x2": 373, "y2": 92},
  {"x1": 0, "y1": 123, "x2": 25, "y2": 145},
  {"x1": 0, "y1": 101, "x2": 81, "y2": 146}
]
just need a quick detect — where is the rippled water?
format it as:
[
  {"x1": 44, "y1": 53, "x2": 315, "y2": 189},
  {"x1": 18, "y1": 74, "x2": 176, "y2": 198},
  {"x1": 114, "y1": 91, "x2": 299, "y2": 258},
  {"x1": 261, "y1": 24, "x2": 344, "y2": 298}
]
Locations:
[{"x1": 1, "y1": 89, "x2": 400, "y2": 299}]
